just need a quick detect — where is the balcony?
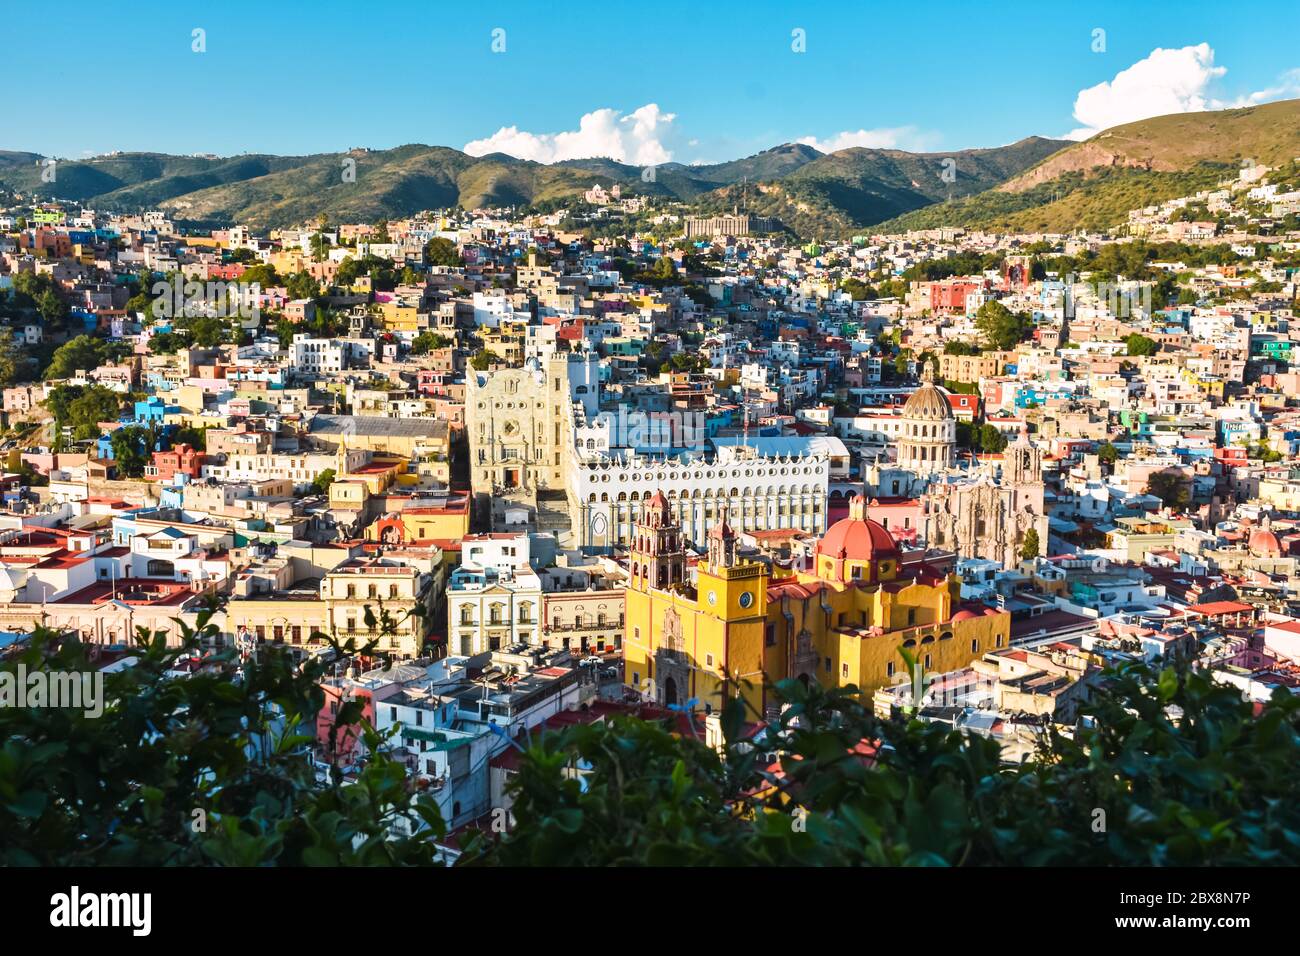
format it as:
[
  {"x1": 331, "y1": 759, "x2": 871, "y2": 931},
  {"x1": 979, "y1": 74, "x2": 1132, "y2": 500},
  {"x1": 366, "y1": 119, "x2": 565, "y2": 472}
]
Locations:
[{"x1": 546, "y1": 619, "x2": 623, "y2": 633}]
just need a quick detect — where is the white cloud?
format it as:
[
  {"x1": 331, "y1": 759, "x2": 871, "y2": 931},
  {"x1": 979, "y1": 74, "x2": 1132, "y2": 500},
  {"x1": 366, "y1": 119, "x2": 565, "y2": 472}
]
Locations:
[
  {"x1": 1064, "y1": 44, "x2": 1300, "y2": 140},
  {"x1": 797, "y1": 126, "x2": 939, "y2": 153},
  {"x1": 463, "y1": 104, "x2": 676, "y2": 165},
  {"x1": 1227, "y1": 67, "x2": 1300, "y2": 107}
]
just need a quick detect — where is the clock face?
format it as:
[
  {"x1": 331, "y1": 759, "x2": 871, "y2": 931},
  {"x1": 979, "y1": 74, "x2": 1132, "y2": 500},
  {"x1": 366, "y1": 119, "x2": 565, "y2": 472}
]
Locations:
[
  {"x1": 739, "y1": 591, "x2": 754, "y2": 609},
  {"x1": 707, "y1": 590, "x2": 717, "y2": 606}
]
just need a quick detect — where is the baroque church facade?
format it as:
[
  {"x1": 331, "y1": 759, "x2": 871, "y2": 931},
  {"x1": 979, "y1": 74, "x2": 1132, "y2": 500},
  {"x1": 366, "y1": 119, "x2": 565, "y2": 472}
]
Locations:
[
  {"x1": 919, "y1": 432, "x2": 1050, "y2": 569},
  {"x1": 623, "y1": 491, "x2": 1011, "y2": 716}
]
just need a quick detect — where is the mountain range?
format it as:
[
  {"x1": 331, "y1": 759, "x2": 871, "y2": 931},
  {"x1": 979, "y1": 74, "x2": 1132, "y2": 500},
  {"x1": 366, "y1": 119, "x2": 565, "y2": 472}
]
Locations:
[{"x1": 3, "y1": 97, "x2": 1298, "y2": 237}]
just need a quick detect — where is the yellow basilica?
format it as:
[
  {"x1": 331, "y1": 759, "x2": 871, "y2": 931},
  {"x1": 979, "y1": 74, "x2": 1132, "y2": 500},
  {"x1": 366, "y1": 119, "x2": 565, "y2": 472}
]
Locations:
[{"x1": 623, "y1": 492, "x2": 1011, "y2": 716}]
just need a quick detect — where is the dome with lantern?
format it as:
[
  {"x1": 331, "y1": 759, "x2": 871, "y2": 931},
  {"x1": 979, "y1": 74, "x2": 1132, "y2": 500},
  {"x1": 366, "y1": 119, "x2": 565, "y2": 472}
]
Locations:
[{"x1": 814, "y1": 495, "x2": 902, "y2": 584}]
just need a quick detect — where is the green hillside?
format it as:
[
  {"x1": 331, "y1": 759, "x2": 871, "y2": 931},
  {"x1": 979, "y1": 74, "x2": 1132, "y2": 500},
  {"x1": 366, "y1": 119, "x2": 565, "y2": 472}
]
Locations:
[
  {"x1": 688, "y1": 137, "x2": 1068, "y2": 238},
  {"x1": 0, "y1": 137, "x2": 1062, "y2": 233},
  {"x1": 876, "y1": 99, "x2": 1300, "y2": 234},
  {"x1": 8, "y1": 100, "x2": 1292, "y2": 235}
]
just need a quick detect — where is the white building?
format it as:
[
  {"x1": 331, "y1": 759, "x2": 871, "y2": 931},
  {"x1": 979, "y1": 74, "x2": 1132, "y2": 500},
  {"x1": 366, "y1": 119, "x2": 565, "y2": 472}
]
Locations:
[
  {"x1": 446, "y1": 533, "x2": 543, "y2": 656},
  {"x1": 290, "y1": 334, "x2": 344, "y2": 375},
  {"x1": 569, "y1": 444, "x2": 831, "y2": 550}
]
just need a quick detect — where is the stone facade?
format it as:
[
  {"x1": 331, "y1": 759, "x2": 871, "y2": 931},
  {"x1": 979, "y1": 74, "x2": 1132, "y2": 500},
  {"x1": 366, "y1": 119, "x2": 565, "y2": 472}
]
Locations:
[{"x1": 920, "y1": 434, "x2": 1049, "y2": 569}]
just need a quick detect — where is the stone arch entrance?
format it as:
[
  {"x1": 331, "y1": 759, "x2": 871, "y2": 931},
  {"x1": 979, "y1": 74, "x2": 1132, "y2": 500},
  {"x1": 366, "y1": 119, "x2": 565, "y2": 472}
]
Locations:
[{"x1": 664, "y1": 676, "x2": 679, "y2": 707}]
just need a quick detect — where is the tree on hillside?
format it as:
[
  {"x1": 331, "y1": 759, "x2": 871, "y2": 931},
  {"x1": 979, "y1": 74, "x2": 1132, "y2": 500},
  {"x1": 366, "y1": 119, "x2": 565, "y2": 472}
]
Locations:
[
  {"x1": 284, "y1": 271, "x2": 321, "y2": 302},
  {"x1": 424, "y1": 237, "x2": 461, "y2": 268},
  {"x1": 0, "y1": 327, "x2": 21, "y2": 388},
  {"x1": 109, "y1": 425, "x2": 153, "y2": 479},
  {"x1": 188, "y1": 316, "x2": 227, "y2": 348},
  {"x1": 978, "y1": 424, "x2": 1008, "y2": 453},
  {"x1": 1145, "y1": 470, "x2": 1190, "y2": 511},
  {"x1": 149, "y1": 331, "x2": 183, "y2": 354},
  {"x1": 1126, "y1": 333, "x2": 1159, "y2": 357},
  {"x1": 238, "y1": 263, "x2": 279, "y2": 289},
  {"x1": 36, "y1": 290, "x2": 68, "y2": 329},
  {"x1": 336, "y1": 256, "x2": 361, "y2": 286},
  {"x1": 172, "y1": 426, "x2": 208, "y2": 451},
  {"x1": 44, "y1": 383, "x2": 123, "y2": 443},
  {"x1": 841, "y1": 278, "x2": 875, "y2": 301},
  {"x1": 310, "y1": 232, "x2": 329, "y2": 262},
  {"x1": 309, "y1": 469, "x2": 336, "y2": 497},
  {"x1": 974, "y1": 301, "x2": 1032, "y2": 351},
  {"x1": 670, "y1": 352, "x2": 708, "y2": 374},
  {"x1": 1019, "y1": 527, "x2": 1041, "y2": 562},
  {"x1": 44, "y1": 335, "x2": 109, "y2": 380},
  {"x1": 411, "y1": 332, "x2": 452, "y2": 355}
]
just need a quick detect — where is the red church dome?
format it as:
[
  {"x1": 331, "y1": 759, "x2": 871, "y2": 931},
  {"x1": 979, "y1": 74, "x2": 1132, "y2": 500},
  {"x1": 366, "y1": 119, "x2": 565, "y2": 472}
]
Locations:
[
  {"x1": 816, "y1": 502, "x2": 901, "y2": 562},
  {"x1": 1249, "y1": 529, "x2": 1282, "y2": 557}
]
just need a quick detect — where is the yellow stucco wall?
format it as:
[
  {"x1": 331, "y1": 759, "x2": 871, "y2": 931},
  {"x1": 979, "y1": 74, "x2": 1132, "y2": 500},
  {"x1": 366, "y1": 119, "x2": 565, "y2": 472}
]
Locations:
[{"x1": 626, "y1": 556, "x2": 1010, "y2": 711}]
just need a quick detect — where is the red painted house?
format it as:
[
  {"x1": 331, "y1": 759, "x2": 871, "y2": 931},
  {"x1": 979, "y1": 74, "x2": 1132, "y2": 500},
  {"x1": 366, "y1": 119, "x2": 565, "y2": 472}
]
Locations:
[{"x1": 146, "y1": 443, "x2": 206, "y2": 482}]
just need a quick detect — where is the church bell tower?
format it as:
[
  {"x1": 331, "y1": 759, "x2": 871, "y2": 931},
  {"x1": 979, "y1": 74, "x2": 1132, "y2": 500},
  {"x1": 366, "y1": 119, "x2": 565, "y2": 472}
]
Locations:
[{"x1": 629, "y1": 490, "x2": 686, "y2": 591}]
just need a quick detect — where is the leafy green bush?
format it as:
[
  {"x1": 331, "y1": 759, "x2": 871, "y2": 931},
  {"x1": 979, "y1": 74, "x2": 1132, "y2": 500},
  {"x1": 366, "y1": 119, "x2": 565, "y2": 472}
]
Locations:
[
  {"x1": 461, "y1": 665, "x2": 1300, "y2": 866},
  {"x1": 0, "y1": 611, "x2": 445, "y2": 866},
  {"x1": 5, "y1": 612, "x2": 1297, "y2": 867}
]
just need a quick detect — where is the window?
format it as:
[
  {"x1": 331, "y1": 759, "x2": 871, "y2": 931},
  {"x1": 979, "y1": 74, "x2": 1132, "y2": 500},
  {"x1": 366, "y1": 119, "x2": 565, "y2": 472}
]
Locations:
[
  {"x1": 706, "y1": 653, "x2": 714, "y2": 667},
  {"x1": 886, "y1": 661, "x2": 895, "y2": 678},
  {"x1": 924, "y1": 654, "x2": 932, "y2": 669},
  {"x1": 841, "y1": 663, "x2": 849, "y2": 679},
  {"x1": 971, "y1": 639, "x2": 979, "y2": 653}
]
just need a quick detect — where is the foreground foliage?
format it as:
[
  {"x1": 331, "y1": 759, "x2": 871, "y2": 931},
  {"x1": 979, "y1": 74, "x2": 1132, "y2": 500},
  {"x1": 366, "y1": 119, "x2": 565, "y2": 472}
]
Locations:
[
  {"x1": 3, "y1": 613, "x2": 1298, "y2": 865},
  {"x1": 461, "y1": 665, "x2": 1300, "y2": 866},
  {"x1": 0, "y1": 614, "x2": 445, "y2": 865}
]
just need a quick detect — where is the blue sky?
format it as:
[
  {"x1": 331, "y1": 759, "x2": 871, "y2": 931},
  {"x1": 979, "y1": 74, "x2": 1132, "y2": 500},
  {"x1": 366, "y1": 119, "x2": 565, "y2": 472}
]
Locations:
[{"x1": 7, "y1": 0, "x2": 1299, "y2": 163}]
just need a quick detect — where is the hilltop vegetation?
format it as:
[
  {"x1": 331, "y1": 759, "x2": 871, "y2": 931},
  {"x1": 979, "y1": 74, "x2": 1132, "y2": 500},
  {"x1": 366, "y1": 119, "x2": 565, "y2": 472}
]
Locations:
[
  {"x1": 0, "y1": 138, "x2": 1063, "y2": 234},
  {"x1": 878, "y1": 163, "x2": 1233, "y2": 233},
  {"x1": 5, "y1": 99, "x2": 1298, "y2": 237},
  {"x1": 878, "y1": 99, "x2": 1300, "y2": 234}
]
